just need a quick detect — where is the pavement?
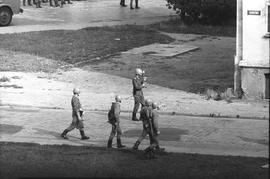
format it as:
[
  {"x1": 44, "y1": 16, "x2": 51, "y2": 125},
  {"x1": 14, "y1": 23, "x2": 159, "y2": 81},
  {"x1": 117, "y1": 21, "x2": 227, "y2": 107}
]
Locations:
[
  {"x1": 0, "y1": 0, "x2": 176, "y2": 34},
  {"x1": 0, "y1": 106, "x2": 268, "y2": 158},
  {"x1": 0, "y1": 0, "x2": 269, "y2": 158}
]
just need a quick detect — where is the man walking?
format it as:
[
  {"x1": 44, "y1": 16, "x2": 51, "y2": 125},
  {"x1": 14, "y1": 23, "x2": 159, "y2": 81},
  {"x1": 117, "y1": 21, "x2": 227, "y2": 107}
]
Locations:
[
  {"x1": 23, "y1": 0, "x2": 33, "y2": 6},
  {"x1": 107, "y1": 95, "x2": 126, "y2": 148},
  {"x1": 132, "y1": 99, "x2": 157, "y2": 150},
  {"x1": 130, "y1": 0, "x2": 139, "y2": 9},
  {"x1": 132, "y1": 68, "x2": 146, "y2": 121},
  {"x1": 60, "y1": 88, "x2": 90, "y2": 140}
]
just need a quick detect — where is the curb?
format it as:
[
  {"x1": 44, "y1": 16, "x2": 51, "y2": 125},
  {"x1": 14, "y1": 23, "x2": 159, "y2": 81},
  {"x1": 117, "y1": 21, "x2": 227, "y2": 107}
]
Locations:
[{"x1": 1, "y1": 103, "x2": 268, "y2": 120}]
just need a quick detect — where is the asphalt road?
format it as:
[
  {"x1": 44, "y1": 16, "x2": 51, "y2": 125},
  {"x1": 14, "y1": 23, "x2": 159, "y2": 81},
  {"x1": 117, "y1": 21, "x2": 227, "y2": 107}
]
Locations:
[
  {"x1": 0, "y1": 106, "x2": 268, "y2": 157},
  {"x1": 0, "y1": 0, "x2": 175, "y2": 34}
]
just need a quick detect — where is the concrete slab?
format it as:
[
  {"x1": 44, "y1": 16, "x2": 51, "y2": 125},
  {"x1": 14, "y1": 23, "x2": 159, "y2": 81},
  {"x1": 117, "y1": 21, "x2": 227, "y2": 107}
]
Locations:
[{"x1": 122, "y1": 43, "x2": 199, "y2": 57}]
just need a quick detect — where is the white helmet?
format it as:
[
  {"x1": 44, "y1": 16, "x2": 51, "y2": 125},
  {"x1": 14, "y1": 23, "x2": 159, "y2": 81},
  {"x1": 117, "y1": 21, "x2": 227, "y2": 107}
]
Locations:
[
  {"x1": 73, "y1": 87, "x2": 80, "y2": 95},
  {"x1": 152, "y1": 102, "x2": 158, "y2": 109},
  {"x1": 145, "y1": 98, "x2": 152, "y2": 107},
  {"x1": 115, "y1": 95, "x2": 122, "y2": 103},
  {"x1": 135, "y1": 68, "x2": 143, "y2": 76}
]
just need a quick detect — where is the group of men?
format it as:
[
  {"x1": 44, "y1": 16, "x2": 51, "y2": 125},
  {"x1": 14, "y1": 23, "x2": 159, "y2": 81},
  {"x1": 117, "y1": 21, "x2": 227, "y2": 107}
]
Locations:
[
  {"x1": 120, "y1": 0, "x2": 140, "y2": 9},
  {"x1": 22, "y1": 0, "x2": 72, "y2": 8},
  {"x1": 60, "y1": 68, "x2": 164, "y2": 158}
]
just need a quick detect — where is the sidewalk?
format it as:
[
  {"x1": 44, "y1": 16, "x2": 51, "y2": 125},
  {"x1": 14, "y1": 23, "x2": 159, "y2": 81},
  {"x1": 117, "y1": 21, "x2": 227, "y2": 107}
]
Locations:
[
  {"x1": 0, "y1": 68, "x2": 269, "y2": 119},
  {"x1": 0, "y1": 106, "x2": 268, "y2": 157}
]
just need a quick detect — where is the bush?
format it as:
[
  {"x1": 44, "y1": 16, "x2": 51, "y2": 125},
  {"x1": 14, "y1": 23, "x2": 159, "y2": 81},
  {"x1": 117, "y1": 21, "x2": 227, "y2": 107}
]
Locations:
[{"x1": 166, "y1": 0, "x2": 236, "y2": 25}]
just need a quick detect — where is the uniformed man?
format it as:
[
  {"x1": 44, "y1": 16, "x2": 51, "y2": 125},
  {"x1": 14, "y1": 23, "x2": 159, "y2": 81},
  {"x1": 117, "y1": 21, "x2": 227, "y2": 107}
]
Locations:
[
  {"x1": 132, "y1": 68, "x2": 146, "y2": 121},
  {"x1": 120, "y1": 0, "x2": 127, "y2": 7},
  {"x1": 107, "y1": 95, "x2": 126, "y2": 148},
  {"x1": 35, "y1": 0, "x2": 42, "y2": 8},
  {"x1": 132, "y1": 99, "x2": 157, "y2": 150},
  {"x1": 61, "y1": 88, "x2": 90, "y2": 140},
  {"x1": 49, "y1": 0, "x2": 59, "y2": 6},
  {"x1": 130, "y1": 0, "x2": 139, "y2": 9},
  {"x1": 23, "y1": 0, "x2": 33, "y2": 6}
]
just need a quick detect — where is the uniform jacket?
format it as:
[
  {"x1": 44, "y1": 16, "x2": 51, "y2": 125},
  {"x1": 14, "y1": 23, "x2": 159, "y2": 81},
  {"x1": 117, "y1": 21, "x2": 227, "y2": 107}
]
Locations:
[
  {"x1": 140, "y1": 106, "x2": 152, "y2": 127},
  {"x1": 108, "y1": 102, "x2": 121, "y2": 124},
  {"x1": 132, "y1": 76, "x2": 144, "y2": 96}
]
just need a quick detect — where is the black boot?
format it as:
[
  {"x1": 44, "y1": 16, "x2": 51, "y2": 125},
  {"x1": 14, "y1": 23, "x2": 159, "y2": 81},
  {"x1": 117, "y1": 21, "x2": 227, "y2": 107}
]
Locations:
[
  {"x1": 107, "y1": 138, "x2": 113, "y2": 148},
  {"x1": 156, "y1": 145, "x2": 165, "y2": 151},
  {"x1": 28, "y1": 0, "x2": 33, "y2": 5},
  {"x1": 132, "y1": 141, "x2": 140, "y2": 150},
  {"x1": 61, "y1": 129, "x2": 69, "y2": 139},
  {"x1": 117, "y1": 138, "x2": 125, "y2": 148},
  {"x1": 80, "y1": 130, "x2": 90, "y2": 140},
  {"x1": 135, "y1": 0, "x2": 140, "y2": 9},
  {"x1": 132, "y1": 113, "x2": 139, "y2": 121}
]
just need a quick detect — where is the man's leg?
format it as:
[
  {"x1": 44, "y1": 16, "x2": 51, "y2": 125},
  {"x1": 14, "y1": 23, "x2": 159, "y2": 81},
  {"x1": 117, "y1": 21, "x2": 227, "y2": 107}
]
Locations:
[
  {"x1": 132, "y1": 96, "x2": 140, "y2": 121},
  {"x1": 135, "y1": 0, "x2": 139, "y2": 9},
  {"x1": 133, "y1": 128, "x2": 147, "y2": 150},
  {"x1": 78, "y1": 121, "x2": 89, "y2": 140},
  {"x1": 107, "y1": 125, "x2": 116, "y2": 148},
  {"x1": 116, "y1": 125, "x2": 125, "y2": 148},
  {"x1": 130, "y1": 0, "x2": 134, "y2": 9},
  {"x1": 61, "y1": 124, "x2": 75, "y2": 139}
]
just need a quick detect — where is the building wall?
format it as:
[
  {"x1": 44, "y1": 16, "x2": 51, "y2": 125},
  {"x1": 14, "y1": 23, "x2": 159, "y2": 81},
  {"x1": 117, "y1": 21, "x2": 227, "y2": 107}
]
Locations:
[
  {"x1": 239, "y1": 0, "x2": 270, "y2": 99},
  {"x1": 241, "y1": 68, "x2": 269, "y2": 99},
  {"x1": 241, "y1": 0, "x2": 269, "y2": 67}
]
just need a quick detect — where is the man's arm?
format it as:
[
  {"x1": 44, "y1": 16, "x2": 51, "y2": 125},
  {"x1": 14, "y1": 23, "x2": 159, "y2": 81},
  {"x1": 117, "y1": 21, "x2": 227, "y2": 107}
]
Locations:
[{"x1": 133, "y1": 78, "x2": 145, "y2": 90}]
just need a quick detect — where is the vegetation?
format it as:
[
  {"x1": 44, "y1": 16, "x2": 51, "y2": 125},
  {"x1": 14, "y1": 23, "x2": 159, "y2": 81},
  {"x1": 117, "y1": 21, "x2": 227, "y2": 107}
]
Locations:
[{"x1": 166, "y1": 0, "x2": 236, "y2": 25}]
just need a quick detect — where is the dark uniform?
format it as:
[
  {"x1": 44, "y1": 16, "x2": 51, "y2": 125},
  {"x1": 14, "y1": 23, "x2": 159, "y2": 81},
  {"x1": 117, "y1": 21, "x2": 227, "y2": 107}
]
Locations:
[
  {"x1": 49, "y1": 0, "x2": 59, "y2": 7},
  {"x1": 107, "y1": 102, "x2": 125, "y2": 148},
  {"x1": 132, "y1": 76, "x2": 145, "y2": 120},
  {"x1": 35, "y1": 0, "x2": 42, "y2": 8},
  {"x1": 23, "y1": 0, "x2": 33, "y2": 6},
  {"x1": 130, "y1": 0, "x2": 139, "y2": 9},
  {"x1": 61, "y1": 94, "x2": 89, "y2": 140},
  {"x1": 120, "y1": 0, "x2": 127, "y2": 6},
  {"x1": 133, "y1": 106, "x2": 158, "y2": 150}
]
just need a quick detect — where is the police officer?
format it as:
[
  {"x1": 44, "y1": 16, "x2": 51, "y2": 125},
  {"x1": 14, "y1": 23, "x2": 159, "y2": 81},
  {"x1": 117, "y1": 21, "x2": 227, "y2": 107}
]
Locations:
[
  {"x1": 35, "y1": 0, "x2": 42, "y2": 8},
  {"x1": 107, "y1": 95, "x2": 126, "y2": 148},
  {"x1": 23, "y1": 0, "x2": 33, "y2": 6},
  {"x1": 61, "y1": 88, "x2": 90, "y2": 140},
  {"x1": 130, "y1": 0, "x2": 139, "y2": 9},
  {"x1": 132, "y1": 99, "x2": 157, "y2": 150},
  {"x1": 132, "y1": 68, "x2": 146, "y2": 121},
  {"x1": 49, "y1": 0, "x2": 59, "y2": 6},
  {"x1": 120, "y1": 0, "x2": 127, "y2": 7}
]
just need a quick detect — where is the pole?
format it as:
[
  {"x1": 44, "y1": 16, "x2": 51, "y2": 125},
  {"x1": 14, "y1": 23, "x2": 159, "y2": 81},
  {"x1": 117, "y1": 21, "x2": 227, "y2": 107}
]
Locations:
[{"x1": 234, "y1": 0, "x2": 243, "y2": 98}]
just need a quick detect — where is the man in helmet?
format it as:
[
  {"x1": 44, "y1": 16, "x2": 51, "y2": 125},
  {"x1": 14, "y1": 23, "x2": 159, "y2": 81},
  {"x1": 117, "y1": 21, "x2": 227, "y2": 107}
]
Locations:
[
  {"x1": 60, "y1": 88, "x2": 90, "y2": 140},
  {"x1": 132, "y1": 68, "x2": 146, "y2": 121},
  {"x1": 132, "y1": 99, "x2": 156, "y2": 150},
  {"x1": 107, "y1": 95, "x2": 126, "y2": 148}
]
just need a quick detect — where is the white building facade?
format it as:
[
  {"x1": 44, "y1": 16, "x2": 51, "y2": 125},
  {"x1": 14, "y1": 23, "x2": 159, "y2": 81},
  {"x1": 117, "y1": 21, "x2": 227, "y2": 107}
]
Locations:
[{"x1": 236, "y1": 0, "x2": 270, "y2": 99}]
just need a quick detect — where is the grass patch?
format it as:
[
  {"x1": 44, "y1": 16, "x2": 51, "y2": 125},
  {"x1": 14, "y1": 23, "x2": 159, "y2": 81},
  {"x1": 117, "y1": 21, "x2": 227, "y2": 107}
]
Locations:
[
  {"x1": 0, "y1": 142, "x2": 268, "y2": 179},
  {"x1": 0, "y1": 25, "x2": 173, "y2": 66},
  {"x1": 0, "y1": 23, "x2": 235, "y2": 93}
]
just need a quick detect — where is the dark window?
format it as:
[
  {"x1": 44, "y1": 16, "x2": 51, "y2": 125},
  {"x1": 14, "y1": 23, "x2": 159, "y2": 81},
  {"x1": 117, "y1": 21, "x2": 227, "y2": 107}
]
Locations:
[
  {"x1": 265, "y1": 73, "x2": 269, "y2": 99},
  {"x1": 268, "y1": 6, "x2": 270, "y2": 32}
]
